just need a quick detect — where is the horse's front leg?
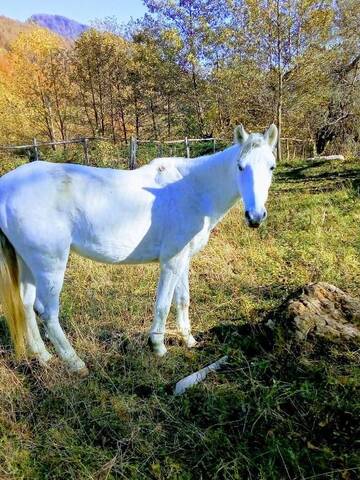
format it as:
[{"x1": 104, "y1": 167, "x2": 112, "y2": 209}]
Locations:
[
  {"x1": 149, "y1": 255, "x2": 186, "y2": 356},
  {"x1": 173, "y1": 261, "x2": 197, "y2": 348}
]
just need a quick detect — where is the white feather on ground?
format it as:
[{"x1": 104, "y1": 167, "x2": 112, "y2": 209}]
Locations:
[{"x1": 174, "y1": 356, "x2": 228, "y2": 395}]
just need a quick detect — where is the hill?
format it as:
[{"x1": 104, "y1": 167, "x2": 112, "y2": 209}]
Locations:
[
  {"x1": 0, "y1": 16, "x2": 34, "y2": 53},
  {"x1": 29, "y1": 14, "x2": 89, "y2": 39}
]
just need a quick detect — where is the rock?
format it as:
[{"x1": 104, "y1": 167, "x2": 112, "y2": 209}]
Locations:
[
  {"x1": 273, "y1": 282, "x2": 360, "y2": 343},
  {"x1": 307, "y1": 155, "x2": 345, "y2": 161}
]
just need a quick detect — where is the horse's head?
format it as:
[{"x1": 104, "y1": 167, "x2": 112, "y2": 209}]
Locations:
[{"x1": 234, "y1": 124, "x2": 278, "y2": 228}]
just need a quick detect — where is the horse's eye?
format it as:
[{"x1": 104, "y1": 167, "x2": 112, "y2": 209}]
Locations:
[
  {"x1": 270, "y1": 166, "x2": 275, "y2": 171},
  {"x1": 238, "y1": 165, "x2": 244, "y2": 171}
]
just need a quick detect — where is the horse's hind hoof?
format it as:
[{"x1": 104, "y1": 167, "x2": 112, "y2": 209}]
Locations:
[
  {"x1": 75, "y1": 366, "x2": 90, "y2": 378},
  {"x1": 185, "y1": 335, "x2": 198, "y2": 349},
  {"x1": 36, "y1": 351, "x2": 54, "y2": 366}
]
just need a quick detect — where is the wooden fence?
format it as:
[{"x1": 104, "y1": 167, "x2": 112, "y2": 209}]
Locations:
[
  {"x1": 0, "y1": 136, "x2": 220, "y2": 169},
  {"x1": 129, "y1": 136, "x2": 218, "y2": 169},
  {"x1": 0, "y1": 135, "x2": 311, "y2": 169},
  {"x1": 281, "y1": 137, "x2": 312, "y2": 161},
  {"x1": 0, "y1": 136, "x2": 110, "y2": 164}
]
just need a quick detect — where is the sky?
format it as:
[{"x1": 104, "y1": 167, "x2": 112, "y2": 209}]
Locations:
[{"x1": 0, "y1": 0, "x2": 147, "y2": 25}]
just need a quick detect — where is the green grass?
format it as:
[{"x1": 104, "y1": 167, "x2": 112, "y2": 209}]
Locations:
[{"x1": 0, "y1": 153, "x2": 359, "y2": 479}]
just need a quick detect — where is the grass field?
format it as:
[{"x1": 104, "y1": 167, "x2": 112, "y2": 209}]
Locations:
[{"x1": 0, "y1": 153, "x2": 359, "y2": 479}]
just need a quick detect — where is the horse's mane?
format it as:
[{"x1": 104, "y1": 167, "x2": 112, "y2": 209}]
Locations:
[{"x1": 241, "y1": 133, "x2": 266, "y2": 157}]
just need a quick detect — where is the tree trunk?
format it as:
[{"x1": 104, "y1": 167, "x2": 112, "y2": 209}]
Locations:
[
  {"x1": 149, "y1": 97, "x2": 158, "y2": 140},
  {"x1": 191, "y1": 63, "x2": 205, "y2": 135},
  {"x1": 167, "y1": 96, "x2": 171, "y2": 138},
  {"x1": 39, "y1": 87, "x2": 56, "y2": 150},
  {"x1": 98, "y1": 76, "x2": 105, "y2": 136},
  {"x1": 276, "y1": 0, "x2": 282, "y2": 163},
  {"x1": 87, "y1": 59, "x2": 100, "y2": 133},
  {"x1": 80, "y1": 89, "x2": 96, "y2": 136},
  {"x1": 50, "y1": 54, "x2": 67, "y2": 142},
  {"x1": 134, "y1": 94, "x2": 140, "y2": 138},
  {"x1": 118, "y1": 101, "x2": 128, "y2": 144},
  {"x1": 115, "y1": 85, "x2": 128, "y2": 143},
  {"x1": 277, "y1": 70, "x2": 282, "y2": 162},
  {"x1": 109, "y1": 84, "x2": 116, "y2": 143}
]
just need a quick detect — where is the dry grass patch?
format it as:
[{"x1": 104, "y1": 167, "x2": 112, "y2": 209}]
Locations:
[{"x1": 0, "y1": 155, "x2": 359, "y2": 479}]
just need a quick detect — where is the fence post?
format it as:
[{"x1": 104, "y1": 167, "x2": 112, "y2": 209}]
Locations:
[
  {"x1": 82, "y1": 138, "x2": 90, "y2": 164},
  {"x1": 213, "y1": 138, "x2": 216, "y2": 153},
  {"x1": 157, "y1": 142, "x2": 163, "y2": 158},
  {"x1": 286, "y1": 138, "x2": 289, "y2": 161},
  {"x1": 129, "y1": 136, "x2": 137, "y2": 169},
  {"x1": 185, "y1": 137, "x2": 190, "y2": 158},
  {"x1": 33, "y1": 138, "x2": 39, "y2": 161}
]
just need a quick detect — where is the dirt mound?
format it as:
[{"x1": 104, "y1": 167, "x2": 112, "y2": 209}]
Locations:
[
  {"x1": 270, "y1": 282, "x2": 360, "y2": 344},
  {"x1": 208, "y1": 283, "x2": 360, "y2": 360}
]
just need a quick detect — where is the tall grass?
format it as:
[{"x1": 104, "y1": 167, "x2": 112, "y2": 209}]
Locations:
[{"x1": 0, "y1": 153, "x2": 359, "y2": 479}]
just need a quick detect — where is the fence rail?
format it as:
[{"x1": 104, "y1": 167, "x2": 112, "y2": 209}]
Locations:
[
  {"x1": 0, "y1": 136, "x2": 112, "y2": 164},
  {"x1": 0, "y1": 135, "x2": 311, "y2": 168}
]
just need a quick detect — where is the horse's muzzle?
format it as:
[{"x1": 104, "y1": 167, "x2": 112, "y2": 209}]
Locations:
[{"x1": 245, "y1": 209, "x2": 267, "y2": 228}]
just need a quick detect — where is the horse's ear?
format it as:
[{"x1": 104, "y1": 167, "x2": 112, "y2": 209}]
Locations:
[
  {"x1": 234, "y1": 124, "x2": 248, "y2": 145},
  {"x1": 264, "y1": 124, "x2": 278, "y2": 149}
]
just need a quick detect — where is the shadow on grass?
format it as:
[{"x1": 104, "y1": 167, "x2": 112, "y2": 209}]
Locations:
[
  {"x1": 275, "y1": 159, "x2": 360, "y2": 194},
  {"x1": 237, "y1": 283, "x2": 292, "y2": 302},
  {"x1": 0, "y1": 306, "x2": 359, "y2": 478},
  {"x1": 351, "y1": 177, "x2": 360, "y2": 196},
  {"x1": 185, "y1": 314, "x2": 360, "y2": 479}
]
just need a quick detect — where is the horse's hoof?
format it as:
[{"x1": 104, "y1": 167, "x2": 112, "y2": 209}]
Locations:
[
  {"x1": 75, "y1": 366, "x2": 90, "y2": 378},
  {"x1": 68, "y1": 358, "x2": 89, "y2": 377},
  {"x1": 153, "y1": 344, "x2": 167, "y2": 357},
  {"x1": 148, "y1": 334, "x2": 167, "y2": 357},
  {"x1": 185, "y1": 335, "x2": 197, "y2": 349},
  {"x1": 36, "y1": 351, "x2": 53, "y2": 366}
]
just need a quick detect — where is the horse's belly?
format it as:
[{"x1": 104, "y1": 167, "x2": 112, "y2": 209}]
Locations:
[
  {"x1": 71, "y1": 238, "x2": 160, "y2": 264},
  {"x1": 71, "y1": 216, "x2": 162, "y2": 264}
]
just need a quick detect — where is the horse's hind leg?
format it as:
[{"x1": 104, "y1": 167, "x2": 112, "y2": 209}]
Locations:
[
  {"x1": 34, "y1": 255, "x2": 88, "y2": 375},
  {"x1": 149, "y1": 253, "x2": 188, "y2": 356},
  {"x1": 18, "y1": 257, "x2": 52, "y2": 365},
  {"x1": 173, "y1": 261, "x2": 197, "y2": 348}
]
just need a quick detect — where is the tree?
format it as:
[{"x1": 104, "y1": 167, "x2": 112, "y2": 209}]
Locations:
[
  {"x1": 313, "y1": 0, "x2": 360, "y2": 154},
  {"x1": 229, "y1": 0, "x2": 334, "y2": 160},
  {"x1": 144, "y1": 0, "x2": 230, "y2": 136},
  {"x1": 5, "y1": 27, "x2": 70, "y2": 144},
  {"x1": 0, "y1": 1, "x2": 358, "y2": 157}
]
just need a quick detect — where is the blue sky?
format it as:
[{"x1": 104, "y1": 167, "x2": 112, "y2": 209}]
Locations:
[{"x1": 1, "y1": 0, "x2": 147, "y2": 25}]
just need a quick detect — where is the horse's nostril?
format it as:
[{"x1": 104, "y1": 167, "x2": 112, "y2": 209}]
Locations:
[{"x1": 262, "y1": 211, "x2": 267, "y2": 220}]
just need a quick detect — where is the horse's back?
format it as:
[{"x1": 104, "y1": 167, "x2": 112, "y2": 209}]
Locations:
[
  {"x1": 0, "y1": 160, "x2": 147, "y2": 210},
  {"x1": 0, "y1": 159, "x2": 202, "y2": 265}
]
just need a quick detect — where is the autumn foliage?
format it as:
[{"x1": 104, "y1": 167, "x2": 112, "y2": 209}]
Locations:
[{"x1": 0, "y1": 1, "x2": 359, "y2": 158}]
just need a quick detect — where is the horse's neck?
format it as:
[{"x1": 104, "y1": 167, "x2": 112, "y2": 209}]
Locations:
[{"x1": 188, "y1": 145, "x2": 240, "y2": 226}]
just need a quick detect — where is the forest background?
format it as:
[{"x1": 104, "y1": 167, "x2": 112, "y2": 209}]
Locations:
[{"x1": 0, "y1": 0, "x2": 359, "y2": 163}]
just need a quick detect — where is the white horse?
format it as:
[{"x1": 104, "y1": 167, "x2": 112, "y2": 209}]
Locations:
[{"x1": 0, "y1": 124, "x2": 277, "y2": 376}]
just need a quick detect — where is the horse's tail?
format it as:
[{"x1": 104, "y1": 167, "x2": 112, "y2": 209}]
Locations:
[{"x1": 0, "y1": 229, "x2": 26, "y2": 358}]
